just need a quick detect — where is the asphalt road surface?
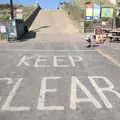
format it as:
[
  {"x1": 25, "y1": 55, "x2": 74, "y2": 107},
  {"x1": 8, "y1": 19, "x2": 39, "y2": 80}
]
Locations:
[{"x1": 0, "y1": 10, "x2": 120, "y2": 120}]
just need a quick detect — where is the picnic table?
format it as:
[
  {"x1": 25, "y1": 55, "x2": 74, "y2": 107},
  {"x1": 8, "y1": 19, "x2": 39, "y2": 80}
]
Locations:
[{"x1": 108, "y1": 29, "x2": 120, "y2": 41}]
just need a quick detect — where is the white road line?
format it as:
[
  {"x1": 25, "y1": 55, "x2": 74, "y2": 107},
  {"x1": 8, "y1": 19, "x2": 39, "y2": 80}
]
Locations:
[
  {"x1": 2, "y1": 78, "x2": 30, "y2": 111},
  {"x1": 0, "y1": 49, "x2": 96, "y2": 52}
]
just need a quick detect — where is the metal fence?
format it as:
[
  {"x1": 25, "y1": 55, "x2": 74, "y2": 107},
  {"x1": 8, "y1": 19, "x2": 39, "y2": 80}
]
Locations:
[{"x1": 84, "y1": 19, "x2": 114, "y2": 33}]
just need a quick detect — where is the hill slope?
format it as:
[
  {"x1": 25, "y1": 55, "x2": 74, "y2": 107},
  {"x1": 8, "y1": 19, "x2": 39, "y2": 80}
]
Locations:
[{"x1": 0, "y1": 4, "x2": 37, "y2": 21}]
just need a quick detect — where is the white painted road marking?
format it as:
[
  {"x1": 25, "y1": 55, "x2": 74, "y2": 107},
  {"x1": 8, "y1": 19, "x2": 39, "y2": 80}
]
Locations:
[
  {"x1": 70, "y1": 76, "x2": 102, "y2": 110},
  {"x1": 0, "y1": 78, "x2": 13, "y2": 103},
  {"x1": 68, "y1": 56, "x2": 83, "y2": 67},
  {"x1": 0, "y1": 78, "x2": 13, "y2": 85},
  {"x1": 54, "y1": 56, "x2": 70, "y2": 67},
  {"x1": 17, "y1": 55, "x2": 83, "y2": 68},
  {"x1": 0, "y1": 76, "x2": 120, "y2": 111},
  {"x1": 89, "y1": 76, "x2": 120, "y2": 108},
  {"x1": 17, "y1": 56, "x2": 34, "y2": 67},
  {"x1": 34, "y1": 56, "x2": 51, "y2": 68},
  {"x1": 37, "y1": 77, "x2": 64, "y2": 110},
  {"x1": 0, "y1": 49, "x2": 96, "y2": 52},
  {"x1": 2, "y1": 78, "x2": 30, "y2": 111}
]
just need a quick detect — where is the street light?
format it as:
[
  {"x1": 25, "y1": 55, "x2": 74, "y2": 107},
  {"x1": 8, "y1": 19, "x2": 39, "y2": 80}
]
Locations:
[{"x1": 10, "y1": 0, "x2": 14, "y2": 19}]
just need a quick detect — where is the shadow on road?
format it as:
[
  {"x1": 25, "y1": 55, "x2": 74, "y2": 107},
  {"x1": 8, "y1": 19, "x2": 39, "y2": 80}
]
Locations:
[
  {"x1": 19, "y1": 25, "x2": 50, "y2": 42},
  {"x1": 86, "y1": 44, "x2": 100, "y2": 48},
  {"x1": 31, "y1": 25, "x2": 50, "y2": 32},
  {"x1": 20, "y1": 31, "x2": 36, "y2": 42},
  {"x1": 110, "y1": 40, "x2": 120, "y2": 43}
]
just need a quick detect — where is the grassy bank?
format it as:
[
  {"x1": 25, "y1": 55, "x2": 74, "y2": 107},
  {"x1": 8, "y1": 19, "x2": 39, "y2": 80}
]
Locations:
[
  {"x1": 0, "y1": 4, "x2": 37, "y2": 21},
  {"x1": 61, "y1": 0, "x2": 119, "y2": 32}
]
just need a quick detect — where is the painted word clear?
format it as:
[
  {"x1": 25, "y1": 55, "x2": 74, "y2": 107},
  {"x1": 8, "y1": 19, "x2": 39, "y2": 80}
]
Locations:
[{"x1": 0, "y1": 76, "x2": 120, "y2": 112}]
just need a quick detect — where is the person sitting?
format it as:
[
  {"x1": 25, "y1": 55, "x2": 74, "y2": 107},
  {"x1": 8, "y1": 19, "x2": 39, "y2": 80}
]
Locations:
[{"x1": 86, "y1": 34, "x2": 92, "y2": 48}]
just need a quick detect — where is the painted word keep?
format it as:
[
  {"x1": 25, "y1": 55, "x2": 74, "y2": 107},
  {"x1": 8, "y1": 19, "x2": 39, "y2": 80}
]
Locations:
[{"x1": 17, "y1": 55, "x2": 83, "y2": 68}]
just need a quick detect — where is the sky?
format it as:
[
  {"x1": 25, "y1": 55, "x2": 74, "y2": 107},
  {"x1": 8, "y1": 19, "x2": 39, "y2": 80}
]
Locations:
[
  {"x1": 38, "y1": 0, "x2": 71, "y2": 9},
  {"x1": 0, "y1": 0, "x2": 72, "y2": 9}
]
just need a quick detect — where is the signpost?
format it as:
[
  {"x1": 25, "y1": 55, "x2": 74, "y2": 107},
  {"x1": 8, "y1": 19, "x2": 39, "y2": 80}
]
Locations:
[
  {"x1": 85, "y1": 4, "x2": 93, "y2": 21},
  {"x1": 10, "y1": 0, "x2": 14, "y2": 20},
  {"x1": 85, "y1": 4, "x2": 101, "y2": 21},
  {"x1": 101, "y1": 8, "x2": 114, "y2": 18},
  {"x1": 15, "y1": 9, "x2": 23, "y2": 20},
  {"x1": 0, "y1": 24, "x2": 6, "y2": 33},
  {"x1": 93, "y1": 4, "x2": 101, "y2": 20}
]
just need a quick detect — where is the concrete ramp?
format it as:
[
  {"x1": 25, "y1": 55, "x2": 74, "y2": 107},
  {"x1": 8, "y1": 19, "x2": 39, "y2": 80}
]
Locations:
[{"x1": 30, "y1": 10, "x2": 78, "y2": 35}]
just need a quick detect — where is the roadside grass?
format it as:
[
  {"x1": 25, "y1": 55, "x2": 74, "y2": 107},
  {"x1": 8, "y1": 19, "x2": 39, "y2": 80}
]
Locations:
[
  {"x1": 0, "y1": 5, "x2": 37, "y2": 21},
  {"x1": 61, "y1": 2, "x2": 85, "y2": 32},
  {"x1": 23, "y1": 5, "x2": 37, "y2": 20},
  {"x1": 61, "y1": 0, "x2": 120, "y2": 32}
]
